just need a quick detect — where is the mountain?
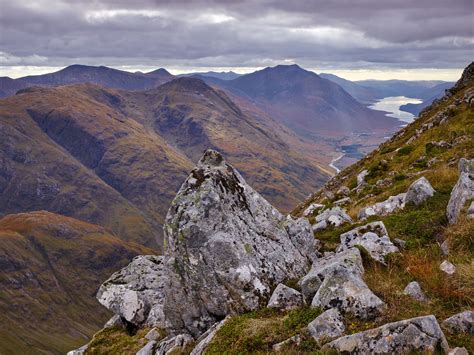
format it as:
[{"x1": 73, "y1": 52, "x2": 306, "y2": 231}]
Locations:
[
  {"x1": 0, "y1": 65, "x2": 174, "y2": 98},
  {"x1": 355, "y1": 79, "x2": 451, "y2": 99},
  {"x1": 70, "y1": 63, "x2": 473, "y2": 354},
  {"x1": 0, "y1": 211, "x2": 153, "y2": 354},
  {"x1": 399, "y1": 82, "x2": 454, "y2": 116},
  {"x1": 319, "y1": 73, "x2": 378, "y2": 104},
  {"x1": 204, "y1": 65, "x2": 400, "y2": 139},
  {"x1": 0, "y1": 78, "x2": 331, "y2": 252},
  {"x1": 179, "y1": 70, "x2": 242, "y2": 80}
]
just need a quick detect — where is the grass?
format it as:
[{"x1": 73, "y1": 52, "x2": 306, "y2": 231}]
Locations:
[{"x1": 86, "y1": 326, "x2": 154, "y2": 354}]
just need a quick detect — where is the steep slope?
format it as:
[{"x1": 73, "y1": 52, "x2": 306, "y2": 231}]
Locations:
[
  {"x1": 215, "y1": 64, "x2": 400, "y2": 138},
  {"x1": 0, "y1": 84, "x2": 193, "y2": 249},
  {"x1": 120, "y1": 78, "x2": 331, "y2": 210},
  {"x1": 400, "y1": 82, "x2": 454, "y2": 116},
  {"x1": 319, "y1": 73, "x2": 378, "y2": 104},
  {"x1": 0, "y1": 65, "x2": 174, "y2": 98},
  {"x1": 0, "y1": 211, "x2": 154, "y2": 354},
  {"x1": 356, "y1": 79, "x2": 451, "y2": 99}
]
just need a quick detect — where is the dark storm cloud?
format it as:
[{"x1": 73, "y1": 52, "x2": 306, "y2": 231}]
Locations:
[{"x1": 0, "y1": 0, "x2": 472, "y2": 71}]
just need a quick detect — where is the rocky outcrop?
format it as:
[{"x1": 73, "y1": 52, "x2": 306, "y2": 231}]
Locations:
[
  {"x1": 136, "y1": 341, "x2": 157, "y2": 355},
  {"x1": 97, "y1": 150, "x2": 318, "y2": 337},
  {"x1": 405, "y1": 177, "x2": 436, "y2": 206},
  {"x1": 359, "y1": 193, "x2": 406, "y2": 220},
  {"x1": 403, "y1": 281, "x2": 429, "y2": 302},
  {"x1": 307, "y1": 308, "x2": 345, "y2": 345},
  {"x1": 156, "y1": 334, "x2": 193, "y2": 355},
  {"x1": 322, "y1": 315, "x2": 449, "y2": 354},
  {"x1": 190, "y1": 317, "x2": 229, "y2": 355},
  {"x1": 303, "y1": 203, "x2": 324, "y2": 217},
  {"x1": 313, "y1": 207, "x2": 352, "y2": 231},
  {"x1": 299, "y1": 248, "x2": 364, "y2": 304},
  {"x1": 267, "y1": 284, "x2": 303, "y2": 311},
  {"x1": 337, "y1": 221, "x2": 399, "y2": 264},
  {"x1": 447, "y1": 159, "x2": 474, "y2": 224},
  {"x1": 442, "y1": 311, "x2": 474, "y2": 334}
]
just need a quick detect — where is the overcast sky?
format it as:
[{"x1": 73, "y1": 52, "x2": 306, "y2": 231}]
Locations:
[{"x1": 0, "y1": 0, "x2": 473, "y2": 80}]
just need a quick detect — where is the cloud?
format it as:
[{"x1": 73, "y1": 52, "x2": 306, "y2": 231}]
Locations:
[{"x1": 0, "y1": 0, "x2": 472, "y2": 75}]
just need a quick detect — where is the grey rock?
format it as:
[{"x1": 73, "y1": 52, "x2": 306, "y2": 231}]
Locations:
[
  {"x1": 468, "y1": 201, "x2": 474, "y2": 219},
  {"x1": 299, "y1": 248, "x2": 364, "y2": 304},
  {"x1": 322, "y1": 315, "x2": 449, "y2": 354},
  {"x1": 357, "y1": 170, "x2": 369, "y2": 186},
  {"x1": 303, "y1": 203, "x2": 324, "y2": 217},
  {"x1": 315, "y1": 207, "x2": 352, "y2": 229},
  {"x1": 307, "y1": 308, "x2": 345, "y2": 345},
  {"x1": 405, "y1": 177, "x2": 436, "y2": 206},
  {"x1": 440, "y1": 240, "x2": 450, "y2": 256},
  {"x1": 334, "y1": 197, "x2": 351, "y2": 206},
  {"x1": 190, "y1": 317, "x2": 229, "y2": 355},
  {"x1": 272, "y1": 335, "x2": 301, "y2": 352},
  {"x1": 337, "y1": 221, "x2": 399, "y2": 264},
  {"x1": 358, "y1": 193, "x2": 406, "y2": 220},
  {"x1": 440, "y1": 260, "x2": 456, "y2": 275},
  {"x1": 337, "y1": 186, "x2": 350, "y2": 196},
  {"x1": 311, "y1": 267, "x2": 385, "y2": 319},
  {"x1": 156, "y1": 334, "x2": 193, "y2": 355},
  {"x1": 136, "y1": 341, "x2": 157, "y2": 355},
  {"x1": 403, "y1": 281, "x2": 429, "y2": 302},
  {"x1": 67, "y1": 344, "x2": 88, "y2": 355},
  {"x1": 393, "y1": 238, "x2": 407, "y2": 250},
  {"x1": 449, "y1": 347, "x2": 469, "y2": 355},
  {"x1": 267, "y1": 284, "x2": 303, "y2": 311},
  {"x1": 145, "y1": 328, "x2": 162, "y2": 341},
  {"x1": 312, "y1": 220, "x2": 327, "y2": 232},
  {"x1": 443, "y1": 310, "x2": 474, "y2": 334},
  {"x1": 103, "y1": 314, "x2": 125, "y2": 329},
  {"x1": 447, "y1": 159, "x2": 474, "y2": 224}
]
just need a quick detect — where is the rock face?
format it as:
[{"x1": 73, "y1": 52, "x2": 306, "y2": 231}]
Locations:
[
  {"x1": 322, "y1": 315, "x2": 449, "y2": 354},
  {"x1": 97, "y1": 150, "x2": 318, "y2": 337},
  {"x1": 358, "y1": 193, "x2": 406, "y2": 220},
  {"x1": 337, "y1": 222, "x2": 399, "y2": 264},
  {"x1": 447, "y1": 158, "x2": 474, "y2": 224},
  {"x1": 267, "y1": 284, "x2": 303, "y2": 311},
  {"x1": 307, "y1": 308, "x2": 345, "y2": 345},
  {"x1": 405, "y1": 177, "x2": 436, "y2": 206},
  {"x1": 403, "y1": 281, "x2": 429, "y2": 302},
  {"x1": 299, "y1": 248, "x2": 364, "y2": 304},
  {"x1": 443, "y1": 311, "x2": 474, "y2": 334}
]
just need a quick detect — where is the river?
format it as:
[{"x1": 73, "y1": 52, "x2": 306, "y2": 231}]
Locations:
[{"x1": 369, "y1": 96, "x2": 422, "y2": 123}]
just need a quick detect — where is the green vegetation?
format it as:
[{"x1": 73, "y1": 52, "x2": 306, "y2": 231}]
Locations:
[{"x1": 86, "y1": 327, "x2": 154, "y2": 354}]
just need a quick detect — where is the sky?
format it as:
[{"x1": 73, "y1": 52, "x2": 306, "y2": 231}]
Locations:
[{"x1": 0, "y1": 0, "x2": 473, "y2": 80}]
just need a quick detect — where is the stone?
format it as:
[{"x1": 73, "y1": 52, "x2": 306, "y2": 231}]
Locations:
[
  {"x1": 136, "y1": 341, "x2": 157, "y2": 355},
  {"x1": 449, "y1": 347, "x2": 469, "y2": 355},
  {"x1": 337, "y1": 186, "x2": 350, "y2": 196},
  {"x1": 156, "y1": 334, "x2": 193, "y2": 355},
  {"x1": 403, "y1": 281, "x2": 429, "y2": 302},
  {"x1": 190, "y1": 317, "x2": 229, "y2": 355},
  {"x1": 393, "y1": 238, "x2": 407, "y2": 250},
  {"x1": 307, "y1": 308, "x2": 345, "y2": 345},
  {"x1": 322, "y1": 315, "x2": 449, "y2": 354},
  {"x1": 443, "y1": 310, "x2": 474, "y2": 334},
  {"x1": 447, "y1": 158, "x2": 474, "y2": 224},
  {"x1": 468, "y1": 201, "x2": 474, "y2": 219},
  {"x1": 303, "y1": 203, "x2": 324, "y2": 217},
  {"x1": 299, "y1": 248, "x2": 364, "y2": 304},
  {"x1": 357, "y1": 170, "x2": 369, "y2": 186},
  {"x1": 440, "y1": 240, "x2": 450, "y2": 256},
  {"x1": 334, "y1": 197, "x2": 351, "y2": 206},
  {"x1": 145, "y1": 328, "x2": 162, "y2": 341},
  {"x1": 67, "y1": 344, "x2": 88, "y2": 355},
  {"x1": 315, "y1": 207, "x2": 352, "y2": 229},
  {"x1": 272, "y1": 335, "x2": 301, "y2": 352},
  {"x1": 311, "y1": 267, "x2": 385, "y2": 320},
  {"x1": 440, "y1": 260, "x2": 456, "y2": 275},
  {"x1": 405, "y1": 177, "x2": 435, "y2": 206},
  {"x1": 267, "y1": 284, "x2": 304, "y2": 311},
  {"x1": 337, "y1": 221, "x2": 399, "y2": 264},
  {"x1": 312, "y1": 220, "x2": 327, "y2": 232},
  {"x1": 358, "y1": 193, "x2": 406, "y2": 220},
  {"x1": 103, "y1": 314, "x2": 125, "y2": 329},
  {"x1": 97, "y1": 150, "x2": 318, "y2": 337}
]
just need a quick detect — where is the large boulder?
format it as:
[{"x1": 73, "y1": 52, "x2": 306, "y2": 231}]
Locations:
[
  {"x1": 358, "y1": 193, "x2": 406, "y2": 220},
  {"x1": 307, "y1": 308, "x2": 345, "y2": 345},
  {"x1": 311, "y1": 267, "x2": 385, "y2": 319},
  {"x1": 322, "y1": 315, "x2": 449, "y2": 353},
  {"x1": 337, "y1": 221, "x2": 399, "y2": 264},
  {"x1": 267, "y1": 284, "x2": 303, "y2": 311},
  {"x1": 97, "y1": 150, "x2": 318, "y2": 337},
  {"x1": 299, "y1": 248, "x2": 364, "y2": 304},
  {"x1": 447, "y1": 158, "x2": 474, "y2": 224},
  {"x1": 442, "y1": 310, "x2": 474, "y2": 334},
  {"x1": 314, "y1": 207, "x2": 352, "y2": 229},
  {"x1": 405, "y1": 177, "x2": 435, "y2": 206}
]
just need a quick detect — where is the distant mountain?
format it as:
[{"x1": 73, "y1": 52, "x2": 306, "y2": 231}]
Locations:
[
  {"x1": 399, "y1": 82, "x2": 453, "y2": 116},
  {"x1": 179, "y1": 70, "x2": 242, "y2": 80},
  {"x1": 319, "y1": 73, "x2": 378, "y2": 104},
  {"x1": 355, "y1": 79, "x2": 451, "y2": 99},
  {"x1": 0, "y1": 65, "x2": 174, "y2": 97},
  {"x1": 210, "y1": 64, "x2": 400, "y2": 138},
  {"x1": 0, "y1": 211, "x2": 153, "y2": 354}
]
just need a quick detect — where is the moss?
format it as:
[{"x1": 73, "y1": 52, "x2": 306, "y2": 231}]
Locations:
[
  {"x1": 244, "y1": 243, "x2": 254, "y2": 254},
  {"x1": 397, "y1": 145, "x2": 415, "y2": 156}
]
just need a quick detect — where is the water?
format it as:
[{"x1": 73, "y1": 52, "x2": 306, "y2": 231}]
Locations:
[{"x1": 369, "y1": 96, "x2": 422, "y2": 123}]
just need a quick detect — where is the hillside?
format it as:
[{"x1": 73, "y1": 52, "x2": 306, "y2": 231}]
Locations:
[
  {"x1": 319, "y1": 73, "x2": 378, "y2": 104},
  {"x1": 78, "y1": 64, "x2": 473, "y2": 354},
  {"x1": 0, "y1": 211, "x2": 154, "y2": 354},
  {"x1": 400, "y1": 82, "x2": 454, "y2": 116},
  {"x1": 356, "y1": 79, "x2": 451, "y2": 99}
]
